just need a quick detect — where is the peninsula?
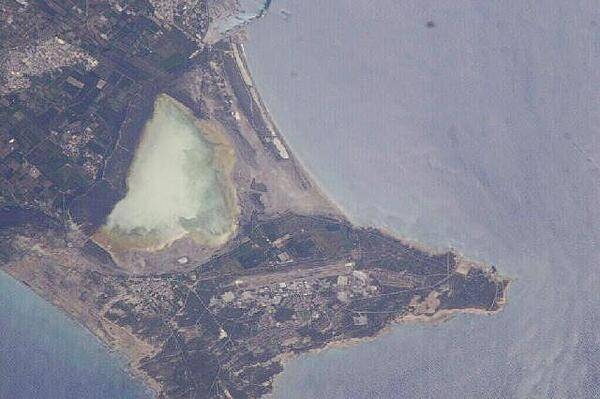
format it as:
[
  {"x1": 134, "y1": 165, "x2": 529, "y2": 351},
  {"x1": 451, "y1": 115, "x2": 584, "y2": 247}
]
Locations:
[{"x1": 0, "y1": 1, "x2": 509, "y2": 398}]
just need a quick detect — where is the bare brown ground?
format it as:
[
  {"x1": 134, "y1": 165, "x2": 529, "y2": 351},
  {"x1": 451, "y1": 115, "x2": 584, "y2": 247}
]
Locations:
[{"x1": 4, "y1": 234, "x2": 163, "y2": 395}]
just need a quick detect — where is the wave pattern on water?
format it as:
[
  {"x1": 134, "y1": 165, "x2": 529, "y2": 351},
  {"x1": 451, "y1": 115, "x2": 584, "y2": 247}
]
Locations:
[{"x1": 245, "y1": 1, "x2": 600, "y2": 398}]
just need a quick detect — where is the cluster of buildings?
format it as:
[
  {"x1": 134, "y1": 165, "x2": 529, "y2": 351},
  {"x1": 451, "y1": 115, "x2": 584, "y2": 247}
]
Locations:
[
  {"x1": 1, "y1": 37, "x2": 98, "y2": 95},
  {"x1": 0, "y1": 0, "x2": 211, "y2": 216},
  {"x1": 208, "y1": 263, "x2": 382, "y2": 338},
  {"x1": 0, "y1": 55, "x2": 141, "y2": 213}
]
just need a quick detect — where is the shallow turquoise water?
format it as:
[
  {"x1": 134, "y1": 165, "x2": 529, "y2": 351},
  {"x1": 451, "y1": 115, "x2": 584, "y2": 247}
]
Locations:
[{"x1": 0, "y1": 271, "x2": 151, "y2": 399}]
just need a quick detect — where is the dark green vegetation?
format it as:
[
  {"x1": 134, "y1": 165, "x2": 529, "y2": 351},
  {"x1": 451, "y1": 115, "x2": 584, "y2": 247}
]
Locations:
[
  {"x1": 0, "y1": 2, "x2": 509, "y2": 399},
  {"x1": 0, "y1": 0, "x2": 208, "y2": 232},
  {"x1": 1, "y1": 212, "x2": 508, "y2": 399}
]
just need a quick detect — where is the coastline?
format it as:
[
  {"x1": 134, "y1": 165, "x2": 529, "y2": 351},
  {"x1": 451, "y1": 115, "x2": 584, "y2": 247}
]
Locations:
[
  {"x1": 233, "y1": 36, "x2": 507, "y2": 281},
  {"x1": 1, "y1": 12, "x2": 510, "y2": 399},
  {"x1": 229, "y1": 29, "x2": 512, "y2": 395},
  {"x1": 145, "y1": 30, "x2": 510, "y2": 394},
  {"x1": 0, "y1": 268, "x2": 161, "y2": 398},
  {"x1": 3, "y1": 234, "x2": 509, "y2": 399},
  {"x1": 1, "y1": 207, "x2": 510, "y2": 399},
  {"x1": 6, "y1": 0, "x2": 598, "y2": 397},
  {"x1": 231, "y1": 40, "x2": 349, "y2": 222},
  {"x1": 268, "y1": 292, "x2": 508, "y2": 398}
]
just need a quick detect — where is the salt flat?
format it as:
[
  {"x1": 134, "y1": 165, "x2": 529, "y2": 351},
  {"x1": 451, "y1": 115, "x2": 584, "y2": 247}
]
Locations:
[{"x1": 98, "y1": 94, "x2": 236, "y2": 253}]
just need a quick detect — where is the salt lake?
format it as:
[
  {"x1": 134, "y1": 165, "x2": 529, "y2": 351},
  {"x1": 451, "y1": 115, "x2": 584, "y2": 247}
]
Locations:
[{"x1": 96, "y1": 94, "x2": 237, "y2": 253}]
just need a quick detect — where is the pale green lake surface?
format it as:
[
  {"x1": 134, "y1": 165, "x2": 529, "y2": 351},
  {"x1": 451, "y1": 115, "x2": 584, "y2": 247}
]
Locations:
[
  {"x1": 0, "y1": 95, "x2": 237, "y2": 398},
  {"x1": 102, "y1": 95, "x2": 235, "y2": 251}
]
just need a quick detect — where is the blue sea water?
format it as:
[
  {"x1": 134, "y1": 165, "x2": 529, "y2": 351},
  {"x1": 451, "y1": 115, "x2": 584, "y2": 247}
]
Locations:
[
  {"x1": 245, "y1": 1, "x2": 600, "y2": 398},
  {"x1": 0, "y1": 271, "x2": 151, "y2": 399},
  {"x1": 2, "y1": 1, "x2": 599, "y2": 398}
]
